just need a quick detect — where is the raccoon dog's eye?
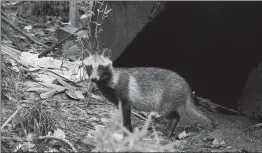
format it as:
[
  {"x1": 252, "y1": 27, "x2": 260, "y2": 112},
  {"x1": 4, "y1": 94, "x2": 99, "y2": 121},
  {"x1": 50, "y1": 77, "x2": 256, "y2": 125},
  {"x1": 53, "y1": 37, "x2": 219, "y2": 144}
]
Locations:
[
  {"x1": 86, "y1": 65, "x2": 92, "y2": 72},
  {"x1": 98, "y1": 65, "x2": 105, "y2": 70}
]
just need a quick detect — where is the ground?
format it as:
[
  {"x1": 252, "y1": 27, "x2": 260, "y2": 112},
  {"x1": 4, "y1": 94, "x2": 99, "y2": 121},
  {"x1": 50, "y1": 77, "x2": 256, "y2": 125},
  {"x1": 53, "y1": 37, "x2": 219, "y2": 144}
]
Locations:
[
  {"x1": 2, "y1": 86, "x2": 262, "y2": 152},
  {"x1": 132, "y1": 102, "x2": 262, "y2": 152}
]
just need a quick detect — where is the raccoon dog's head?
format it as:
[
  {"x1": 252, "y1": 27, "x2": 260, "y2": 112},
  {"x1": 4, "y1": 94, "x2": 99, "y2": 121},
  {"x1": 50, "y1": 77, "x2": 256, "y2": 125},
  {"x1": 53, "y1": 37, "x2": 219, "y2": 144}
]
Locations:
[{"x1": 83, "y1": 48, "x2": 113, "y2": 83}]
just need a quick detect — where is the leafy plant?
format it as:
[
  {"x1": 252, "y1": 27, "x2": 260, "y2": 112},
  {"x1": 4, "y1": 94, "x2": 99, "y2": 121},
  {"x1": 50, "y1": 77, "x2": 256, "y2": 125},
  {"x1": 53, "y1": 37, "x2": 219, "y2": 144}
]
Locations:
[{"x1": 82, "y1": 104, "x2": 182, "y2": 152}]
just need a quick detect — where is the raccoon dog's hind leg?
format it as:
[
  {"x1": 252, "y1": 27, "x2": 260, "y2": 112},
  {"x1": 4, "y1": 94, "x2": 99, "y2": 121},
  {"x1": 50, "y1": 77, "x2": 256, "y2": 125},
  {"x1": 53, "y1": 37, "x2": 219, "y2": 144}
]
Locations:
[{"x1": 165, "y1": 111, "x2": 181, "y2": 138}]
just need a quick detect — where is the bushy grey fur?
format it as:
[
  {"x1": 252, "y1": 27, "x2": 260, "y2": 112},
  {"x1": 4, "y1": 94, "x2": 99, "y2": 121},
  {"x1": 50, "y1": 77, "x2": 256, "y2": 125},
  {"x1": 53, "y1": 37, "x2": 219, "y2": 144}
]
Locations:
[{"x1": 84, "y1": 49, "x2": 213, "y2": 138}]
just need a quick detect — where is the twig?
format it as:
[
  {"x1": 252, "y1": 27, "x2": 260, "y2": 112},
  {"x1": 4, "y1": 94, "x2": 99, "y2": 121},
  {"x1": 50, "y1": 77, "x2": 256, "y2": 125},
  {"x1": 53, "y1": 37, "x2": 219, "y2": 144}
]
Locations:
[
  {"x1": 74, "y1": 106, "x2": 89, "y2": 118},
  {"x1": 241, "y1": 122, "x2": 262, "y2": 133},
  {"x1": 1, "y1": 16, "x2": 49, "y2": 49},
  {"x1": 197, "y1": 97, "x2": 243, "y2": 115},
  {"x1": 132, "y1": 111, "x2": 146, "y2": 121},
  {"x1": 249, "y1": 122, "x2": 262, "y2": 128},
  {"x1": 37, "y1": 136, "x2": 78, "y2": 152},
  {"x1": 1, "y1": 24, "x2": 25, "y2": 51},
  {"x1": 1, "y1": 105, "x2": 25, "y2": 130},
  {"x1": 83, "y1": 78, "x2": 93, "y2": 106},
  {"x1": 2, "y1": 10, "x2": 43, "y2": 27},
  {"x1": 15, "y1": 67, "x2": 22, "y2": 105},
  {"x1": 238, "y1": 122, "x2": 262, "y2": 138},
  {"x1": 38, "y1": 25, "x2": 88, "y2": 58}
]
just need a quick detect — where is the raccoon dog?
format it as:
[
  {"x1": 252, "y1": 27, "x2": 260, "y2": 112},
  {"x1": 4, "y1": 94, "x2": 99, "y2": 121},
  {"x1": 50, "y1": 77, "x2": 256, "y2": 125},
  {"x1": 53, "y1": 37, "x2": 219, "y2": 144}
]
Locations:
[{"x1": 83, "y1": 48, "x2": 213, "y2": 137}]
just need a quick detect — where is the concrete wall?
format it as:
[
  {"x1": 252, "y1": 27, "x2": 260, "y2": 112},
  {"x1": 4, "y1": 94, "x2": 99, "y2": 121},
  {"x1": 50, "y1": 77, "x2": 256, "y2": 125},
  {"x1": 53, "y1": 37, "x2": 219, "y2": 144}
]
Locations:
[
  {"x1": 96, "y1": 2, "x2": 156, "y2": 61},
  {"x1": 239, "y1": 62, "x2": 262, "y2": 119},
  {"x1": 114, "y1": 2, "x2": 262, "y2": 111}
]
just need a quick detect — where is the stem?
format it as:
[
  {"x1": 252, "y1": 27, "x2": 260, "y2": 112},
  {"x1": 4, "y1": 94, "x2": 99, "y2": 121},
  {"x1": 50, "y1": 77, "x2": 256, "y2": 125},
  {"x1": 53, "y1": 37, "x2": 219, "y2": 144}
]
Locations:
[
  {"x1": 1, "y1": 105, "x2": 25, "y2": 130},
  {"x1": 94, "y1": 1, "x2": 104, "y2": 52}
]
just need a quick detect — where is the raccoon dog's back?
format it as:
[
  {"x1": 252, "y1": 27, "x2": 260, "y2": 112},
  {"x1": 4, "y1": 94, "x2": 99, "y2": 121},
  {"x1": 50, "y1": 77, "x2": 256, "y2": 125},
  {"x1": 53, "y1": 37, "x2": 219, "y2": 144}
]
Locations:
[{"x1": 114, "y1": 67, "x2": 191, "y2": 115}]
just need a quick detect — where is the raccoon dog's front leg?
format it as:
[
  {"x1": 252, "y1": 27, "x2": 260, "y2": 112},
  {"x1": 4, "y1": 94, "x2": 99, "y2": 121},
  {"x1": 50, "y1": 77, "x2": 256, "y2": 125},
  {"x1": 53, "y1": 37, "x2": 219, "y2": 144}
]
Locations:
[{"x1": 119, "y1": 100, "x2": 133, "y2": 133}]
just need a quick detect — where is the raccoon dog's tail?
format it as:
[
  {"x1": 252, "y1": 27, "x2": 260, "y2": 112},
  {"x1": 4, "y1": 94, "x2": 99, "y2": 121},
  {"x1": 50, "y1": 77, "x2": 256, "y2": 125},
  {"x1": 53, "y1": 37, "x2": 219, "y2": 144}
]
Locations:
[{"x1": 185, "y1": 93, "x2": 213, "y2": 128}]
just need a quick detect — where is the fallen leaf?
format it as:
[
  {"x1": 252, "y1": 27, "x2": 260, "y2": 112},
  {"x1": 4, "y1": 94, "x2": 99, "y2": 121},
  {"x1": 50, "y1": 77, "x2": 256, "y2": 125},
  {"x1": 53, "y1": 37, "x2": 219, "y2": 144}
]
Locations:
[
  {"x1": 28, "y1": 67, "x2": 41, "y2": 72},
  {"x1": 57, "y1": 79, "x2": 74, "y2": 89},
  {"x1": 82, "y1": 134, "x2": 96, "y2": 146},
  {"x1": 41, "y1": 83, "x2": 66, "y2": 92},
  {"x1": 75, "y1": 90, "x2": 85, "y2": 99},
  {"x1": 24, "y1": 25, "x2": 32, "y2": 31},
  {"x1": 12, "y1": 135, "x2": 24, "y2": 142},
  {"x1": 112, "y1": 132, "x2": 124, "y2": 142},
  {"x1": 203, "y1": 135, "x2": 214, "y2": 142},
  {"x1": 21, "y1": 143, "x2": 35, "y2": 152},
  {"x1": 220, "y1": 140, "x2": 226, "y2": 145},
  {"x1": 26, "y1": 133, "x2": 36, "y2": 141},
  {"x1": 53, "y1": 129, "x2": 66, "y2": 139},
  {"x1": 27, "y1": 87, "x2": 50, "y2": 93},
  {"x1": 40, "y1": 90, "x2": 57, "y2": 99},
  {"x1": 65, "y1": 90, "x2": 79, "y2": 100},
  {"x1": 178, "y1": 130, "x2": 188, "y2": 139},
  {"x1": 47, "y1": 148, "x2": 59, "y2": 152},
  {"x1": 212, "y1": 138, "x2": 221, "y2": 148},
  {"x1": 101, "y1": 118, "x2": 109, "y2": 124}
]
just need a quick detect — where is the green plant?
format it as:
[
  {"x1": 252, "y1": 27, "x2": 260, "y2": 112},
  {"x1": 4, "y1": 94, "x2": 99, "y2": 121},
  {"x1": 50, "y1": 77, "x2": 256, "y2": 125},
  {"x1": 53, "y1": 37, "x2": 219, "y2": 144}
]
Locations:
[{"x1": 82, "y1": 103, "x2": 182, "y2": 152}]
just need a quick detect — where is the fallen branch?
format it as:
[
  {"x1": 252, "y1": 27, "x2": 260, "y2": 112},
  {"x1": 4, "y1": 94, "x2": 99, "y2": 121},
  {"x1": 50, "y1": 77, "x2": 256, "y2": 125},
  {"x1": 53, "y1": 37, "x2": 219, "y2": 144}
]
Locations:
[
  {"x1": 1, "y1": 16, "x2": 49, "y2": 49},
  {"x1": 38, "y1": 25, "x2": 88, "y2": 58},
  {"x1": 248, "y1": 122, "x2": 262, "y2": 129},
  {"x1": 37, "y1": 136, "x2": 78, "y2": 152},
  {"x1": 2, "y1": 10, "x2": 45, "y2": 27},
  {"x1": 1, "y1": 44, "x2": 21, "y2": 58},
  {"x1": 1, "y1": 25, "x2": 25, "y2": 51},
  {"x1": 197, "y1": 96, "x2": 262, "y2": 123},
  {"x1": 197, "y1": 96, "x2": 243, "y2": 115},
  {"x1": 238, "y1": 122, "x2": 262, "y2": 137}
]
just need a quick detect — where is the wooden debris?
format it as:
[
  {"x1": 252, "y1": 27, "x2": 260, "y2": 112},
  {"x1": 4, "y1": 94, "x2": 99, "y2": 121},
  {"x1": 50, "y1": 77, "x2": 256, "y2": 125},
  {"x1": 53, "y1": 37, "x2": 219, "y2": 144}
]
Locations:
[{"x1": 1, "y1": 16, "x2": 49, "y2": 49}]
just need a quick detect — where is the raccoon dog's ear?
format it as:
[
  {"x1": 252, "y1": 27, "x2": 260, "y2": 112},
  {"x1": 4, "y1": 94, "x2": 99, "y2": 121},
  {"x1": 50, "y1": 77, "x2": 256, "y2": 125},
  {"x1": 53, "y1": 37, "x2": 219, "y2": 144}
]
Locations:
[{"x1": 100, "y1": 48, "x2": 112, "y2": 59}]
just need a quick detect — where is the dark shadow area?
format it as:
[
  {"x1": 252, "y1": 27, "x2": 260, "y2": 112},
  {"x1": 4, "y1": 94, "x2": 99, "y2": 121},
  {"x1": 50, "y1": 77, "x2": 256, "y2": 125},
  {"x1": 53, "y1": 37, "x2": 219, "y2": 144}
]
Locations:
[{"x1": 113, "y1": 1, "x2": 262, "y2": 109}]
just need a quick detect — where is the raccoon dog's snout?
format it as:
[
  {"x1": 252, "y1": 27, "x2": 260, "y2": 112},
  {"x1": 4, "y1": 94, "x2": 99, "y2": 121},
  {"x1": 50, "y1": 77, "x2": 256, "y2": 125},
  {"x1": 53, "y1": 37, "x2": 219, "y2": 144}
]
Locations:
[{"x1": 90, "y1": 77, "x2": 99, "y2": 82}]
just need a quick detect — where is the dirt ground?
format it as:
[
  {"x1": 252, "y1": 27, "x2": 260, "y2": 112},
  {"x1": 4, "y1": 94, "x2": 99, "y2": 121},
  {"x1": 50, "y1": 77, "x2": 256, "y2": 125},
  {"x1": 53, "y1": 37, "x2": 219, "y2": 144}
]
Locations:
[
  {"x1": 89, "y1": 97, "x2": 262, "y2": 152},
  {"x1": 2, "y1": 88, "x2": 262, "y2": 152},
  {"x1": 130, "y1": 104, "x2": 262, "y2": 152}
]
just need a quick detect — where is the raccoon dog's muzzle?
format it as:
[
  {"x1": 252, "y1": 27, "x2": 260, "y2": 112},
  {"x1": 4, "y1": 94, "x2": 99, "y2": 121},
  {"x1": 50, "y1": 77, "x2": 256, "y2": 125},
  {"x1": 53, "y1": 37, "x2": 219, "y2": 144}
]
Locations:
[{"x1": 90, "y1": 76, "x2": 99, "y2": 82}]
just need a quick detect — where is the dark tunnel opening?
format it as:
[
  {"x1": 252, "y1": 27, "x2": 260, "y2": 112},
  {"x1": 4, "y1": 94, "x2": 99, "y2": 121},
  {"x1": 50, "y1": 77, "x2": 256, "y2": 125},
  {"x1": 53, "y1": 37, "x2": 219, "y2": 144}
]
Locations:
[{"x1": 113, "y1": 1, "x2": 262, "y2": 110}]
